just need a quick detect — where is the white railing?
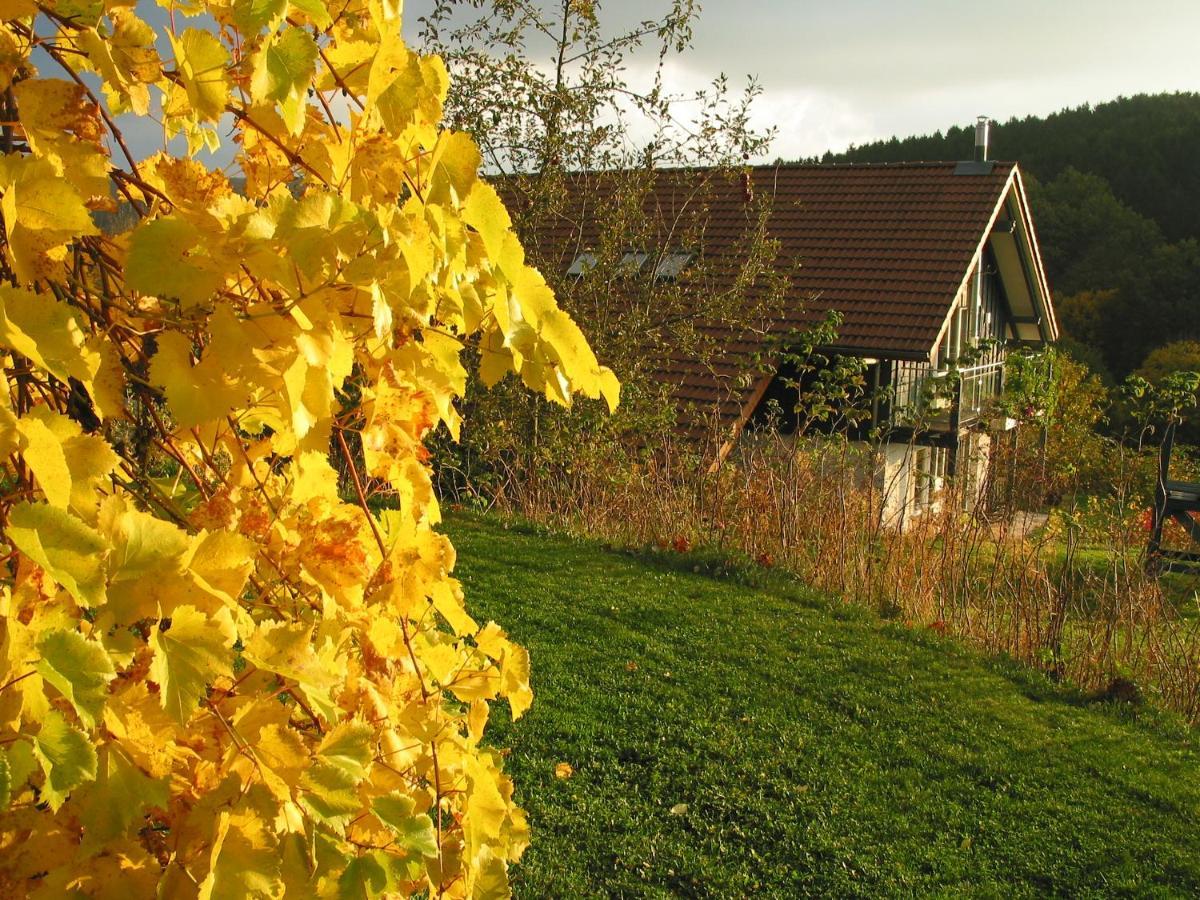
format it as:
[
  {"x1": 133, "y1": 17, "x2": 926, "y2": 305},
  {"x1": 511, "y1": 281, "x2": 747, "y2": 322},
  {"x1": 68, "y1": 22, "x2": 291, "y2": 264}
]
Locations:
[{"x1": 893, "y1": 359, "x2": 1005, "y2": 429}]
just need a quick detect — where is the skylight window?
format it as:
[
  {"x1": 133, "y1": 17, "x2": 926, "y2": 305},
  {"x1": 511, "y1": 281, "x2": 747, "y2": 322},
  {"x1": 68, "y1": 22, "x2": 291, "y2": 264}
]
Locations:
[
  {"x1": 566, "y1": 252, "x2": 598, "y2": 277},
  {"x1": 654, "y1": 250, "x2": 694, "y2": 282},
  {"x1": 618, "y1": 251, "x2": 650, "y2": 274}
]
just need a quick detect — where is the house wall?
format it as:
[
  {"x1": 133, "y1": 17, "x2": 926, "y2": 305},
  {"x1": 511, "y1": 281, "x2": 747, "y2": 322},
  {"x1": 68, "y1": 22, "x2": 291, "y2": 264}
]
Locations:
[
  {"x1": 959, "y1": 431, "x2": 993, "y2": 510},
  {"x1": 745, "y1": 244, "x2": 1018, "y2": 528},
  {"x1": 872, "y1": 432, "x2": 996, "y2": 531},
  {"x1": 878, "y1": 442, "x2": 915, "y2": 529}
]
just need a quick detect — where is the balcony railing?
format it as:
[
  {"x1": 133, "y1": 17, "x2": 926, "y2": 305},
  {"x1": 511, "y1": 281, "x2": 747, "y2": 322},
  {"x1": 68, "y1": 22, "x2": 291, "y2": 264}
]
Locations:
[
  {"x1": 892, "y1": 359, "x2": 1005, "y2": 431},
  {"x1": 955, "y1": 359, "x2": 1005, "y2": 424}
]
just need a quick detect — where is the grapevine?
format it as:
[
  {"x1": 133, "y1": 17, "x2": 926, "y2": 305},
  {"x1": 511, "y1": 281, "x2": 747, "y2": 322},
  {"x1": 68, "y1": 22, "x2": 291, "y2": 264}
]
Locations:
[{"x1": 0, "y1": 0, "x2": 617, "y2": 895}]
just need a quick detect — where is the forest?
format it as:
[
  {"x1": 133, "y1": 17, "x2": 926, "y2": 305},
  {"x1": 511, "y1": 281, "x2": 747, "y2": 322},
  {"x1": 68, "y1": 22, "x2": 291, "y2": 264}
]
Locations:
[{"x1": 811, "y1": 92, "x2": 1200, "y2": 387}]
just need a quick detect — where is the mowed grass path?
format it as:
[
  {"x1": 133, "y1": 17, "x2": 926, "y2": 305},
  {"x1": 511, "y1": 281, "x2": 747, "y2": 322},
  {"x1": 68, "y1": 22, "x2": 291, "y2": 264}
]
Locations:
[{"x1": 448, "y1": 513, "x2": 1200, "y2": 898}]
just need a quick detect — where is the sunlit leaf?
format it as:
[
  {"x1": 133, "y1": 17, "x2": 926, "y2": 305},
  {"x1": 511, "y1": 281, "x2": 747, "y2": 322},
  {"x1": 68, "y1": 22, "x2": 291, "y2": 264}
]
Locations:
[{"x1": 32, "y1": 709, "x2": 98, "y2": 811}]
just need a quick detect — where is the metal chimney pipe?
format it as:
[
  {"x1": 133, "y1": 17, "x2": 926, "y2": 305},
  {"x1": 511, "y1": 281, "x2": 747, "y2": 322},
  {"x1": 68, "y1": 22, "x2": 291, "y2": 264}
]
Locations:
[{"x1": 974, "y1": 116, "x2": 991, "y2": 162}]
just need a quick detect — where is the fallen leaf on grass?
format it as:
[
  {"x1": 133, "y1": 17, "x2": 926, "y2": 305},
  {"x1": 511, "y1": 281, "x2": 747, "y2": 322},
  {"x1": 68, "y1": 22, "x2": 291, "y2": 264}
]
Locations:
[
  {"x1": 669, "y1": 803, "x2": 688, "y2": 816},
  {"x1": 554, "y1": 762, "x2": 574, "y2": 779}
]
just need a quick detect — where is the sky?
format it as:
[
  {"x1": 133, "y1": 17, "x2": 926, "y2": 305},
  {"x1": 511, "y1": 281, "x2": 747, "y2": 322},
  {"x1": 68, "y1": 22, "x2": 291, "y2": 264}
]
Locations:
[
  {"x1": 83, "y1": 0, "x2": 1200, "y2": 166},
  {"x1": 403, "y1": 0, "x2": 1200, "y2": 162}
]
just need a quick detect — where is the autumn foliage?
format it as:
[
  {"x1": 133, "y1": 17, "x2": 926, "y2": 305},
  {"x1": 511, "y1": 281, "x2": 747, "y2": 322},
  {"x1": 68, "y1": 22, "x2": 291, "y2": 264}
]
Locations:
[{"x1": 0, "y1": 0, "x2": 616, "y2": 895}]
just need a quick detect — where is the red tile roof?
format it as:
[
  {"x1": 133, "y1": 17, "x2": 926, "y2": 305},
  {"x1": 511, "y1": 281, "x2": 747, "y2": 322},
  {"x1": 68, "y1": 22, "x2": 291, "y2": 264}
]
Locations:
[{"x1": 509, "y1": 161, "x2": 1020, "y2": 437}]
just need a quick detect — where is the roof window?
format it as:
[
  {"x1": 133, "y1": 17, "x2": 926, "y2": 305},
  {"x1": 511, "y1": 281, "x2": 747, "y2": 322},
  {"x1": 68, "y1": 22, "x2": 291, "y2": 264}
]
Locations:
[
  {"x1": 654, "y1": 250, "x2": 694, "y2": 282},
  {"x1": 566, "y1": 251, "x2": 598, "y2": 277},
  {"x1": 618, "y1": 251, "x2": 650, "y2": 274}
]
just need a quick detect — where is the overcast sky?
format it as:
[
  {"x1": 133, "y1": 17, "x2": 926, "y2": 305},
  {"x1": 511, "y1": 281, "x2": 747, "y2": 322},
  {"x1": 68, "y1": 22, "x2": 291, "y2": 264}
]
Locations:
[
  {"x1": 405, "y1": 0, "x2": 1200, "y2": 161},
  {"x1": 99, "y1": 0, "x2": 1200, "y2": 165}
]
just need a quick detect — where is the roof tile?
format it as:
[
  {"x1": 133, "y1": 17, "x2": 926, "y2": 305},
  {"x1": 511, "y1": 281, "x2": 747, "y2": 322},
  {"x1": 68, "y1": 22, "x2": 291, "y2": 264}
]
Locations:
[{"x1": 510, "y1": 161, "x2": 1015, "y2": 432}]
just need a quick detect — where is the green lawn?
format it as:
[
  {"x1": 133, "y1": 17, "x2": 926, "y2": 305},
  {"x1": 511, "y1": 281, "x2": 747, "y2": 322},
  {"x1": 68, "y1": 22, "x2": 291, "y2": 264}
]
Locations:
[{"x1": 448, "y1": 512, "x2": 1200, "y2": 898}]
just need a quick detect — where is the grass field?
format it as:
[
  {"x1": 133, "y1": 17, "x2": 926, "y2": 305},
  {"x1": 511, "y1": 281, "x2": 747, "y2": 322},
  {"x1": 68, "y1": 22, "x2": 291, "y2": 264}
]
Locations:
[{"x1": 448, "y1": 512, "x2": 1200, "y2": 898}]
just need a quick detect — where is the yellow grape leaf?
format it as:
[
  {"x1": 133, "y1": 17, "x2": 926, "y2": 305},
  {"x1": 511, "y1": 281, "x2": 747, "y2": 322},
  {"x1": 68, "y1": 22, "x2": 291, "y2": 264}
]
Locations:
[
  {"x1": 77, "y1": 745, "x2": 169, "y2": 853},
  {"x1": 60, "y1": 428, "x2": 121, "y2": 517},
  {"x1": 243, "y1": 621, "x2": 341, "y2": 723},
  {"x1": 36, "y1": 629, "x2": 115, "y2": 729},
  {"x1": 468, "y1": 845, "x2": 511, "y2": 900},
  {"x1": 139, "y1": 152, "x2": 236, "y2": 216},
  {"x1": 598, "y1": 365, "x2": 620, "y2": 413},
  {"x1": 429, "y1": 581, "x2": 477, "y2": 638},
  {"x1": 278, "y1": 832, "x2": 320, "y2": 897},
  {"x1": 187, "y1": 529, "x2": 256, "y2": 609},
  {"x1": 473, "y1": 622, "x2": 531, "y2": 719},
  {"x1": 315, "y1": 719, "x2": 373, "y2": 781},
  {"x1": 464, "y1": 753, "x2": 508, "y2": 841},
  {"x1": 3, "y1": 740, "x2": 37, "y2": 804},
  {"x1": 11, "y1": 79, "x2": 109, "y2": 204},
  {"x1": 75, "y1": 11, "x2": 160, "y2": 116},
  {"x1": 478, "y1": 326, "x2": 515, "y2": 389},
  {"x1": 371, "y1": 793, "x2": 438, "y2": 857},
  {"x1": 168, "y1": 28, "x2": 230, "y2": 122},
  {"x1": 0, "y1": 380, "x2": 17, "y2": 459},
  {"x1": 149, "y1": 605, "x2": 236, "y2": 724},
  {"x1": 253, "y1": 723, "x2": 309, "y2": 802},
  {"x1": 7, "y1": 501, "x2": 108, "y2": 607},
  {"x1": 0, "y1": 284, "x2": 100, "y2": 388},
  {"x1": 0, "y1": 157, "x2": 98, "y2": 284},
  {"x1": 100, "y1": 496, "x2": 191, "y2": 622},
  {"x1": 84, "y1": 334, "x2": 126, "y2": 422},
  {"x1": 428, "y1": 129, "x2": 481, "y2": 202},
  {"x1": 126, "y1": 217, "x2": 226, "y2": 307},
  {"x1": 462, "y1": 181, "x2": 512, "y2": 263},
  {"x1": 500, "y1": 643, "x2": 532, "y2": 721},
  {"x1": 287, "y1": 0, "x2": 330, "y2": 28},
  {"x1": 198, "y1": 809, "x2": 281, "y2": 900},
  {"x1": 280, "y1": 341, "x2": 332, "y2": 446},
  {"x1": 0, "y1": 616, "x2": 47, "y2": 729},
  {"x1": 0, "y1": 30, "x2": 18, "y2": 95},
  {"x1": 39, "y1": 842, "x2": 162, "y2": 898},
  {"x1": 0, "y1": 0, "x2": 37, "y2": 19},
  {"x1": 149, "y1": 331, "x2": 247, "y2": 430},
  {"x1": 315, "y1": 37, "x2": 372, "y2": 95},
  {"x1": 337, "y1": 852, "x2": 390, "y2": 899},
  {"x1": 298, "y1": 762, "x2": 358, "y2": 826},
  {"x1": 52, "y1": 0, "x2": 102, "y2": 24},
  {"x1": 232, "y1": 0, "x2": 287, "y2": 32},
  {"x1": 101, "y1": 682, "x2": 178, "y2": 779},
  {"x1": 249, "y1": 26, "x2": 317, "y2": 135},
  {"x1": 32, "y1": 709, "x2": 98, "y2": 812},
  {"x1": 15, "y1": 405, "x2": 118, "y2": 515},
  {"x1": 15, "y1": 412, "x2": 71, "y2": 508},
  {"x1": 374, "y1": 51, "x2": 424, "y2": 136}
]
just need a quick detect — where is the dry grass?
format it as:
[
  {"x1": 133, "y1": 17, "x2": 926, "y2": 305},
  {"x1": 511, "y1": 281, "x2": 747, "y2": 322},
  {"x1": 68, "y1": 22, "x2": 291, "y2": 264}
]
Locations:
[{"x1": 483, "y1": 431, "x2": 1200, "y2": 722}]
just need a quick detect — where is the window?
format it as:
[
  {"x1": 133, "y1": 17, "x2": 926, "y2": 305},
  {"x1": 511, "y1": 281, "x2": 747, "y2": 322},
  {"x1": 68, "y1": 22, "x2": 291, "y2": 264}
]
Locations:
[
  {"x1": 653, "y1": 250, "x2": 694, "y2": 282},
  {"x1": 618, "y1": 251, "x2": 649, "y2": 274},
  {"x1": 566, "y1": 252, "x2": 597, "y2": 277}
]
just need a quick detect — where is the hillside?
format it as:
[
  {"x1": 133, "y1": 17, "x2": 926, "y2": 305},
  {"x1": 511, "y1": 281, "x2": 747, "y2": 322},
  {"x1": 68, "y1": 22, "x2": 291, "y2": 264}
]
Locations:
[
  {"x1": 449, "y1": 513, "x2": 1200, "y2": 897},
  {"x1": 815, "y1": 93, "x2": 1200, "y2": 244}
]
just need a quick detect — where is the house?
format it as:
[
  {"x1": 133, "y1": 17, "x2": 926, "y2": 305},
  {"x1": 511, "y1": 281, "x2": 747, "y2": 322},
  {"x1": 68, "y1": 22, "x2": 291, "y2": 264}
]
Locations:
[{"x1": 511, "y1": 121, "x2": 1058, "y2": 524}]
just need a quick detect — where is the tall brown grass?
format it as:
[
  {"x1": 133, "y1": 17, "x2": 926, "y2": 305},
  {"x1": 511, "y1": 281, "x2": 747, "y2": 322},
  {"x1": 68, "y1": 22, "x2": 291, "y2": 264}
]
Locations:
[{"x1": 477, "y1": 429, "x2": 1200, "y2": 723}]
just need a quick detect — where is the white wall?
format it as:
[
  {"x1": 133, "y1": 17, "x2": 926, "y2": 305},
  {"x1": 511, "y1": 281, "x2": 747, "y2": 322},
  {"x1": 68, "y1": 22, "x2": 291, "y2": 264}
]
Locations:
[{"x1": 878, "y1": 442, "x2": 915, "y2": 530}]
